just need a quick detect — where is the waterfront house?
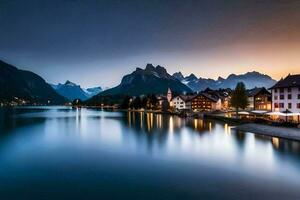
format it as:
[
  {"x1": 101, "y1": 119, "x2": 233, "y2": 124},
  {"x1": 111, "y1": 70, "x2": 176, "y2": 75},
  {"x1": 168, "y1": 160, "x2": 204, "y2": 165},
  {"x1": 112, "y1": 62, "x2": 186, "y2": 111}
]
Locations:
[
  {"x1": 269, "y1": 74, "x2": 300, "y2": 121},
  {"x1": 247, "y1": 87, "x2": 272, "y2": 111},
  {"x1": 203, "y1": 88, "x2": 231, "y2": 110},
  {"x1": 171, "y1": 95, "x2": 193, "y2": 110},
  {"x1": 190, "y1": 93, "x2": 222, "y2": 111},
  {"x1": 156, "y1": 95, "x2": 166, "y2": 110}
]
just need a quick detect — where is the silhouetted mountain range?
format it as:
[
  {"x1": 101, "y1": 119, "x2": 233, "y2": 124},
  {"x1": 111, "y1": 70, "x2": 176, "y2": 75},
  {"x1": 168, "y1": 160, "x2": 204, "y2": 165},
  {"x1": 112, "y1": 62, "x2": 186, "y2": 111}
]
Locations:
[
  {"x1": 51, "y1": 81, "x2": 102, "y2": 101},
  {"x1": 93, "y1": 64, "x2": 192, "y2": 97},
  {"x1": 0, "y1": 60, "x2": 66, "y2": 104},
  {"x1": 172, "y1": 71, "x2": 276, "y2": 91},
  {"x1": 0, "y1": 59, "x2": 279, "y2": 105}
]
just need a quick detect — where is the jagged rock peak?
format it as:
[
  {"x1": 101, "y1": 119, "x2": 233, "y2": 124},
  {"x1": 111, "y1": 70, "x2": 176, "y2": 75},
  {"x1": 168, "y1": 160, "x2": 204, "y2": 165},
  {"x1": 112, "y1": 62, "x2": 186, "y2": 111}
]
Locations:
[
  {"x1": 64, "y1": 80, "x2": 78, "y2": 87},
  {"x1": 217, "y1": 76, "x2": 225, "y2": 81},
  {"x1": 173, "y1": 71, "x2": 183, "y2": 76},
  {"x1": 172, "y1": 71, "x2": 184, "y2": 80},
  {"x1": 155, "y1": 65, "x2": 168, "y2": 75},
  {"x1": 133, "y1": 64, "x2": 170, "y2": 78},
  {"x1": 186, "y1": 73, "x2": 198, "y2": 80},
  {"x1": 145, "y1": 63, "x2": 155, "y2": 71}
]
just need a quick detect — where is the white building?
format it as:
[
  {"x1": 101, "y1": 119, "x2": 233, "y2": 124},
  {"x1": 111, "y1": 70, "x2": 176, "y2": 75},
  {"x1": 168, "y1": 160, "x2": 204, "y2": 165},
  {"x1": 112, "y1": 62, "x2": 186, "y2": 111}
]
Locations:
[
  {"x1": 171, "y1": 95, "x2": 192, "y2": 110},
  {"x1": 270, "y1": 74, "x2": 300, "y2": 120}
]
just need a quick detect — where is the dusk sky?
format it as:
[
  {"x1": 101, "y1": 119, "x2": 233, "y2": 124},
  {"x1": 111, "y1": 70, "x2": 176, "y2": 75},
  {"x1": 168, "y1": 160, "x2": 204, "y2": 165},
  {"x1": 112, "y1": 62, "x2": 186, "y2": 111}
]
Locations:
[{"x1": 0, "y1": 0, "x2": 300, "y2": 88}]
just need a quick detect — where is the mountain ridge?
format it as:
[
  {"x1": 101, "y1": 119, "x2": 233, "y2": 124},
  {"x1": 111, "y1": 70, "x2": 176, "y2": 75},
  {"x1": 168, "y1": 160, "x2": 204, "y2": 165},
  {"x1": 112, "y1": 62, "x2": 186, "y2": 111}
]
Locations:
[
  {"x1": 51, "y1": 81, "x2": 102, "y2": 101},
  {"x1": 0, "y1": 60, "x2": 66, "y2": 105},
  {"x1": 0, "y1": 59, "x2": 279, "y2": 105},
  {"x1": 172, "y1": 70, "x2": 276, "y2": 91},
  {"x1": 88, "y1": 64, "x2": 192, "y2": 101}
]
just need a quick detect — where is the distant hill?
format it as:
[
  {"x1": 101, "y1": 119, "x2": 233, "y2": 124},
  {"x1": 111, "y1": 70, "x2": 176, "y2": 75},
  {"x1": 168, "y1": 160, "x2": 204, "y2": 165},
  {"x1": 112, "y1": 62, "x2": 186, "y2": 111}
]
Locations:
[
  {"x1": 51, "y1": 81, "x2": 102, "y2": 101},
  {"x1": 84, "y1": 86, "x2": 103, "y2": 98},
  {"x1": 87, "y1": 64, "x2": 192, "y2": 103},
  {"x1": 172, "y1": 71, "x2": 277, "y2": 91},
  {"x1": 0, "y1": 60, "x2": 66, "y2": 104}
]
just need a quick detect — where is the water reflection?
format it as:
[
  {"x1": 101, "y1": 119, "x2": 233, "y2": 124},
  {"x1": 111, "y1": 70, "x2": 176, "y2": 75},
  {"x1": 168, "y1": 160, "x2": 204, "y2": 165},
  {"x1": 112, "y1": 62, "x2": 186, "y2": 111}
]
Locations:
[
  {"x1": 123, "y1": 111, "x2": 300, "y2": 159},
  {"x1": 272, "y1": 137, "x2": 280, "y2": 149},
  {"x1": 0, "y1": 108, "x2": 46, "y2": 135},
  {"x1": 1, "y1": 108, "x2": 300, "y2": 199}
]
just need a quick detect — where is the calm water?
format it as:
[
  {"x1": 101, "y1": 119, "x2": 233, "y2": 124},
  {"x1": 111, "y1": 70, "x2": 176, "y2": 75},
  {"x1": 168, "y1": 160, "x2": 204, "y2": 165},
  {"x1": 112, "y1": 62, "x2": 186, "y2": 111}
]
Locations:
[{"x1": 0, "y1": 107, "x2": 300, "y2": 199}]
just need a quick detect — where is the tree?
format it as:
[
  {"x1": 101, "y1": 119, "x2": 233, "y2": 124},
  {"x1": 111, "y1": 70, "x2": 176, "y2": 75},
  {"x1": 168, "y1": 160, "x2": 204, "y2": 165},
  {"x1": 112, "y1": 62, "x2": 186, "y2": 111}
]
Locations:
[
  {"x1": 230, "y1": 82, "x2": 248, "y2": 118},
  {"x1": 149, "y1": 94, "x2": 158, "y2": 109},
  {"x1": 161, "y1": 99, "x2": 170, "y2": 112},
  {"x1": 132, "y1": 96, "x2": 142, "y2": 109},
  {"x1": 120, "y1": 95, "x2": 131, "y2": 109},
  {"x1": 141, "y1": 96, "x2": 148, "y2": 109}
]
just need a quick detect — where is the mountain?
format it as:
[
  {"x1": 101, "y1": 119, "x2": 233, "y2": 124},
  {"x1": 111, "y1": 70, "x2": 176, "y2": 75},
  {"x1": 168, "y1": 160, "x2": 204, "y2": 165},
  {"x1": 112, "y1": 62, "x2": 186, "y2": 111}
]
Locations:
[
  {"x1": 172, "y1": 72, "x2": 184, "y2": 81},
  {"x1": 51, "y1": 81, "x2": 89, "y2": 101},
  {"x1": 173, "y1": 71, "x2": 276, "y2": 91},
  {"x1": 51, "y1": 81, "x2": 102, "y2": 101},
  {"x1": 222, "y1": 71, "x2": 276, "y2": 89},
  {"x1": 0, "y1": 60, "x2": 66, "y2": 105},
  {"x1": 84, "y1": 86, "x2": 102, "y2": 97},
  {"x1": 90, "y1": 64, "x2": 192, "y2": 97}
]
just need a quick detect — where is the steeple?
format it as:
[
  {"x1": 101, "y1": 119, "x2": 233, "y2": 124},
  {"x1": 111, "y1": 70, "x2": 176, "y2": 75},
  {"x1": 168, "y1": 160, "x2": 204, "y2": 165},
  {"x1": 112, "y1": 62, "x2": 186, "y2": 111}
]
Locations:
[{"x1": 167, "y1": 88, "x2": 172, "y2": 102}]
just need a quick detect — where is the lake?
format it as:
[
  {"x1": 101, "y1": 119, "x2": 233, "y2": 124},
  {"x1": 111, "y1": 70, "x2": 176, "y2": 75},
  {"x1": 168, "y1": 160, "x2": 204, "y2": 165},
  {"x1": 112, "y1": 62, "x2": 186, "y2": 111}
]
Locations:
[{"x1": 0, "y1": 107, "x2": 300, "y2": 199}]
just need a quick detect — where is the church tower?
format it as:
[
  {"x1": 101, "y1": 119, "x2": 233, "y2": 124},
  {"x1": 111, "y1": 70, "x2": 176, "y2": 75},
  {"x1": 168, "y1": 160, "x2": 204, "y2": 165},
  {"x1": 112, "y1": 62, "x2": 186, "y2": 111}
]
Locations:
[{"x1": 167, "y1": 88, "x2": 172, "y2": 102}]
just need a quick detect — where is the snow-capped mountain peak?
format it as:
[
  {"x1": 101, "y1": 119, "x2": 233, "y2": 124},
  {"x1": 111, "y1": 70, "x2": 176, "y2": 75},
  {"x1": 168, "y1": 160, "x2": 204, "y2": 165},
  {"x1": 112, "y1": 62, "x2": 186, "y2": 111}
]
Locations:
[{"x1": 51, "y1": 81, "x2": 102, "y2": 101}]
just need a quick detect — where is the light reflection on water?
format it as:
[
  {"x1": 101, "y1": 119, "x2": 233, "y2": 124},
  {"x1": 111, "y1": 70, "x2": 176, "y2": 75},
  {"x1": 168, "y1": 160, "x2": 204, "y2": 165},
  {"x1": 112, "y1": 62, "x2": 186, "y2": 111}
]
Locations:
[{"x1": 0, "y1": 107, "x2": 300, "y2": 199}]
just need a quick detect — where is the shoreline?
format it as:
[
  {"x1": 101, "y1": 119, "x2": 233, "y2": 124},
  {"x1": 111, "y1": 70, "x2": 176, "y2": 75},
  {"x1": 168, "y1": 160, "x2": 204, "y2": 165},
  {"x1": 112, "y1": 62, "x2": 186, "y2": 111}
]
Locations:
[
  {"x1": 120, "y1": 110, "x2": 300, "y2": 141},
  {"x1": 3, "y1": 106, "x2": 300, "y2": 141},
  {"x1": 235, "y1": 123, "x2": 300, "y2": 141}
]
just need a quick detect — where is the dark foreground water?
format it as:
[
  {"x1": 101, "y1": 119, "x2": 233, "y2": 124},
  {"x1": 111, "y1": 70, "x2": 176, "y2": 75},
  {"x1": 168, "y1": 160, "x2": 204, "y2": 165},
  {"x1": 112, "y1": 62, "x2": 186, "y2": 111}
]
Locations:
[{"x1": 0, "y1": 107, "x2": 300, "y2": 200}]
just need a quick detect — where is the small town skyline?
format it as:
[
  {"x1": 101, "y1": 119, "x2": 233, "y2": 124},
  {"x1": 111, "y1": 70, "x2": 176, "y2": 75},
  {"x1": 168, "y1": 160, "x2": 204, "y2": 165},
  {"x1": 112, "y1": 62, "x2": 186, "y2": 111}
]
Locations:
[
  {"x1": 0, "y1": 57, "x2": 297, "y2": 89},
  {"x1": 1, "y1": 1, "x2": 300, "y2": 199}
]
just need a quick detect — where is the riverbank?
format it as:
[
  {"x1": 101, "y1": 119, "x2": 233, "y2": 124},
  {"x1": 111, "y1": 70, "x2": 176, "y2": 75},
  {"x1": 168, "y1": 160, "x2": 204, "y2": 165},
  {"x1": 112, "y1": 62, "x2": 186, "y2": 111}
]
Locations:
[
  {"x1": 235, "y1": 123, "x2": 300, "y2": 141},
  {"x1": 204, "y1": 114, "x2": 247, "y2": 125},
  {"x1": 113, "y1": 109, "x2": 300, "y2": 141}
]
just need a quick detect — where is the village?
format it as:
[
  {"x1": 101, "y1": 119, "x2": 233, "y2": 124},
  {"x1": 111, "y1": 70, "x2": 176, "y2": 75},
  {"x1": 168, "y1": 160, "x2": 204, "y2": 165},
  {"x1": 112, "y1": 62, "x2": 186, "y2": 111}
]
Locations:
[{"x1": 116, "y1": 74, "x2": 300, "y2": 126}]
